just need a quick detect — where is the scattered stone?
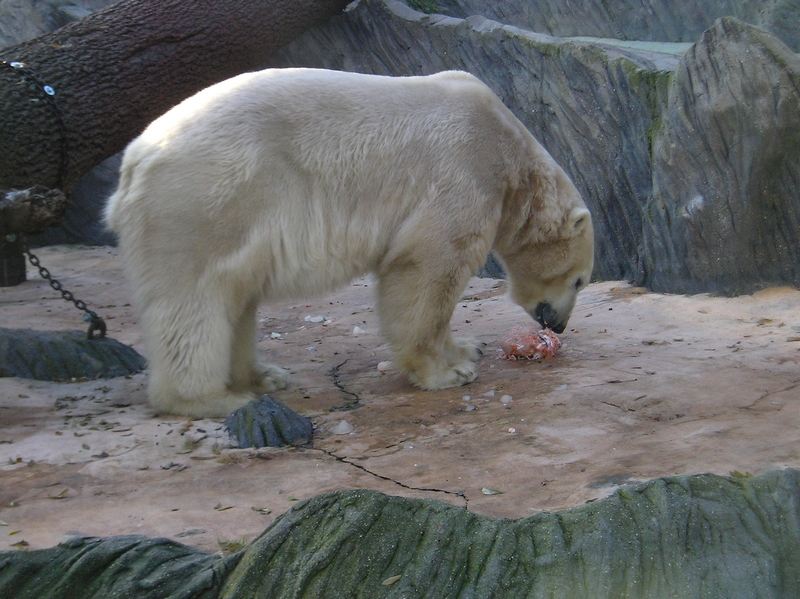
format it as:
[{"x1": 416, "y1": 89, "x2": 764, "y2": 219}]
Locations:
[
  {"x1": 329, "y1": 420, "x2": 354, "y2": 435},
  {"x1": 0, "y1": 328, "x2": 146, "y2": 381},
  {"x1": 225, "y1": 395, "x2": 313, "y2": 449}
]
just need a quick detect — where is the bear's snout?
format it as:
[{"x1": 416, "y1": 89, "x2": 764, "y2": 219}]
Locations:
[{"x1": 532, "y1": 302, "x2": 567, "y2": 334}]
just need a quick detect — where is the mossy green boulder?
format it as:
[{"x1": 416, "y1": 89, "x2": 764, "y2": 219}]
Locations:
[{"x1": 2, "y1": 470, "x2": 799, "y2": 598}]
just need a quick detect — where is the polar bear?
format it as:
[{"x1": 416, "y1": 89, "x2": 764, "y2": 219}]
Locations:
[{"x1": 105, "y1": 68, "x2": 593, "y2": 418}]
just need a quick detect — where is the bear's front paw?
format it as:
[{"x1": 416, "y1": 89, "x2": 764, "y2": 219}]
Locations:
[
  {"x1": 447, "y1": 337, "x2": 486, "y2": 363},
  {"x1": 252, "y1": 365, "x2": 291, "y2": 394},
  {"x1": 409, "y1": 360, "x2": 476, "y2": 390}
]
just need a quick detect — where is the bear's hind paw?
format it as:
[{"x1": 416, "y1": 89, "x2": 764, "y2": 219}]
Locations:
[{"x1": 252, "y1": 365, "x2": 291, "y2": 394}]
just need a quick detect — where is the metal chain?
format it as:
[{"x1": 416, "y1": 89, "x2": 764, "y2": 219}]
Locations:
[
  {"x1": 1, "y1": 60, "x2": 70, "y2": 189},
  {"x1": 24, "y1": 244, "x2": 106, "y2": 340},
  {"x1": 3, "y1": 61, "x2": 104, "y2": 339}
]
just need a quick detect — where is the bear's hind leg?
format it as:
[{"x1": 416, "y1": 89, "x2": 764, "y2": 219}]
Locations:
[
  {"x1": 144, "y1": 297, "x2": 256, "y2": 418},
  {"x1": 229, "y1": 298, "x2": 290, "y2": 395}
]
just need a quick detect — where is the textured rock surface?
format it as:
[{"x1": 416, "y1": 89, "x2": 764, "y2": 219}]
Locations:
[
  {"x1": 0, "y1": 0, "x2": 118, "y2": 48},
  {"x1": 0, "y1": 327, "x2": 145, "y2": 380},
  {"x1": 0, "y1": 535, "x2": 239, "y2": 599},
  {"x1": 433, "y1": 0, "x2": 800, "y2": 51},
  {"x1": 265, "y1": 0, "x2": 800, "y2": 294},
  {"x1": 225, "y1": 395, "x2": 314, "y2": 449},
  {"x1": 2, "y1": 470, "x2": 799, "y2": 598},
  {"x1": 646, "y1": 18, "x2": 800, "y2": 294}
]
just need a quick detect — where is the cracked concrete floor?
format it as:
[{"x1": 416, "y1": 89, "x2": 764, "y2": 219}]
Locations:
[{"x1": 1, "y1": 245, "x2": 799, "y2": 553}]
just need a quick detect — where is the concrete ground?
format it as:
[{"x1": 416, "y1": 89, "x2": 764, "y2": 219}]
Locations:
[{"x1": 1, "y1": 245, "x2": 799, "y2": 553}]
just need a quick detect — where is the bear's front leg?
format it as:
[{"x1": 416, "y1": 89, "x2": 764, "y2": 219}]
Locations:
[{"x1": 376, "y1": 258, "x2": 480, "y2": 390}]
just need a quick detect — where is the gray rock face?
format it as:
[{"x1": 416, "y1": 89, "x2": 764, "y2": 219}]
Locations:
[
  {"x1": 0, "y1": 0, "x2": 117, "y2": 49},
  {"x1": 264, "y1": 0, "x2": 800, "y2": 294},
  {"x1": 433, "y1": 0, "x2": 800, "y2": 51},
  {"x1": 646, "y1": 18, "x2": 800, "y2": 294}
]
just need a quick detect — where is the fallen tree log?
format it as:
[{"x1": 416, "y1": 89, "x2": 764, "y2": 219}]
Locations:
[{"x1": 0, "y1": 0, "x2": 352, "y2": 192}]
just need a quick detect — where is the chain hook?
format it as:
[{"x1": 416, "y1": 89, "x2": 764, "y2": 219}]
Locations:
[{"x1": 86, "y1": 313, "x2": 107, "y2": 340}]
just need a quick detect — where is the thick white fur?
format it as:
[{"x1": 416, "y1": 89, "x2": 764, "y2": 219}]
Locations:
[{"x1": 105, "y1": 68, "x2": 593, "y2": 417}]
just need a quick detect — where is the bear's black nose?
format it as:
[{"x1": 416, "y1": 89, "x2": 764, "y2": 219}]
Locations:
[{"x1": 532, "y1": 302, "x2": 566, "y2": 334}]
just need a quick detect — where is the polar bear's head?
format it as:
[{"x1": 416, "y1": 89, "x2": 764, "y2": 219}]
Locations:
[{"x1": 495, "y1": 165, "x2": 594, "y2": 334}]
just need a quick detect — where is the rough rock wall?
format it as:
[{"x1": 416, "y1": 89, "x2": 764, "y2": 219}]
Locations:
[
  {"x1": 264, "y1": 0, "x2": 800, "y2": 294},
  {"x1": 433, "y1": 0, "x2": 800, "y2": 51},
  {"x1": 647, "y1": 18, "x2": 800, "y2": 293},
  {"x1": 0, "y1": 0, "x2": 117, "y2": 48}
]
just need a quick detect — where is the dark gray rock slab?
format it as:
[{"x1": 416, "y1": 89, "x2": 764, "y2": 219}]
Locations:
[
  {"x1": 224, "y1": 395, "x2": 313, "y2": 448},
  {"x1": 644, "y1": 18, "x2": 800, "y2": 294},
  {"x1": 0, "y1": 0, "x2": 121, "y2": 49},
  {"x1": 2, "y1": 470, "x2": 799, "y2": 598},
  {"x1": 432, "y1": 0, "x2": 800, "y2": 51},
  {"x1": 0, "y1": 327, "x2": 146, "y2": 380}
]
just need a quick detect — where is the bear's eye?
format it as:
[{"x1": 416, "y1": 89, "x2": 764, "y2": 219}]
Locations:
[{"x1": 575, "y1": 278, "x2": 583, "y2": 290}]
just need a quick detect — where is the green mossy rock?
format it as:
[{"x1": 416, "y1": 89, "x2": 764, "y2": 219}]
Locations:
[
  {"x1": 2, "y1": 470, "x2": 798, "y2": 598},
  {"x1": 0, "y1": 328, "x2": 146, "y2": 381},
  {"x1": 0, "y1": 535, "x2": 240, "y2": 599}
]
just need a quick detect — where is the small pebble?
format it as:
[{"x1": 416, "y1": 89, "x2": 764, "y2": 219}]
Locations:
[
  {"x1": 500, "y1": 395, "x2": 513, "y2": 404},
  {"x1": 484, "y1": 390, "x2": 495, "y2": 397},
  {"x1": 353, "y1": 326, "x2": 366, "y2": 336},
  {"x1": 464, "y1": 405, "x2": 476, "y2": 412},
  {"x1": 377, "y1": 361, "x2": 393, "y2": 372},
  {"x1": 304, "y1": 315, "x2": 325, "y2": 323},
  {"x1": 330, "y1": 420, "x2": 354, "y2": 435},
  {"x1": 270, "y1": 332, "x2": 282, "y2": 339},
  {"x1": 462, "y1": 395, "x2": 471, "y2": 401}
]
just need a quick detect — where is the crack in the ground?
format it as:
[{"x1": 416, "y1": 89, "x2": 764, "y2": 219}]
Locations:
[
  {"x1": 314, "y1": 447, "x2": 469, "y2": 509},
  {"x1": 328, "y1": 360, "x2": 360, "y2": 411},
  {"x1": 743, "y1": 380, "x2": 800, "y2": 410}
]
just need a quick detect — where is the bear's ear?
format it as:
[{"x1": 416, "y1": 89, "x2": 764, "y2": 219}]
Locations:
[{"x1": 567, "y1": 207, "x2": 591, "y2": 236}]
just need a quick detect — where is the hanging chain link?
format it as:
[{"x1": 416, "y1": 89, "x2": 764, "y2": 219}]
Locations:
[{"x1": 23, "y1": 244, "x2": 106, "y2": 339}]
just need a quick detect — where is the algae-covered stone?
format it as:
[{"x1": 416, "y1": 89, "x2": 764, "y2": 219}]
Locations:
[
  {"x1": 2, "y1": 470, "x2": 799, "y2": 598},
  {"x1": 0, "y1": 535, "x2": 239, "y2": 599},
  {"x1": 0, "y1": 328, "x2": 146, "y2": 380},
  {"x1": 225, "y1": 395, "x2": 313, "y2": 448},
  {"x1": 219, "y1": 470, "x2": 800, "y2": 598}
]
